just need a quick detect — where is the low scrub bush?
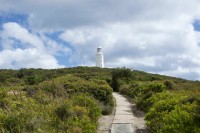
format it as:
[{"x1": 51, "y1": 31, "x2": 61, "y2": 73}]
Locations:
[
  {"x1": 72, "y1": 94, "x2": 101, "y2": 122},
  {"x1": 2, "y1": 111, "x2": 34, "y2": 133},
  {"x1": 0, "y1": 92, "x2": 8, "y2": 108},
  {"x1": 119, "y1": 79, "x2": 200, "y2": 132},
  {"x1": 37, "y1": 75, "x2": 113, "y2": 106},
  {"x1": 145, "y1": 92, "x2": 200, "y2": 132},
  {"x1": 99, "y1": 102, "x2": 113, "y2": 115},
  {"x1": 120, "y1": 82, "x2": 166, "y2": 111},
  {"x1": 164, "y1": 80, "x2": 177, "y2": 90},
  {"x1": 55, "y1": 100, "x2": 73, "y2": 121},
  {"x1": 111, "y1": 67, "x2": 132, "y2": 92}
]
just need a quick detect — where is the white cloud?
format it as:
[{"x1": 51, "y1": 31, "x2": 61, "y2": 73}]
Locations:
[
  {"x1": 0, "y1": 22, "x2": 70, "y2": 69},
  {"x1": 0, "y1": 48, "x2": 62, "y2": 69},
  {"x1": 1, "y1": 22, "x2": 44, "y2": 50},
  {"x1": 60, "y1": 19, "x2": 200, "y2": 80},
  {"x1": 39, "y1": 34, "x2": 70, "y2": 55}
]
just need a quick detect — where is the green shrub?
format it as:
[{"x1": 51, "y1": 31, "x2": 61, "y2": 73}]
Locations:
[
  {"x1": 73, "y1": 106, "x2": 88, "y2": 119},
  {"x1": 147, "y1": 83, "x2": 166, "y2": 93},
  {"x1": 119, "y1": 84, "x2": 129, "y2": 95},
  {"x1": 72, "y1": 95, "x2": 101, "y2": 121},
  {"x1": 145, "y1": 92, "x2": 200, "y2": 132},
  {"x1": 159, "y1": 103, "x2": 199, "y2": 133},
  {"x1": 3, "y1": 112, "x2": 33, "y2": 133},
  {"x1": 37, "y1": 75, "x2": 113, "y2": 106},
  {"x1": 89, "y1": 84, "x2": 113, "y2": 105},
  {"x1": 111, "y1": 67, "x2": 132, "y2": 92},
  {"x1": 23, "y1": 86, "x2": 38, "y2": 97},
  {"x1": 164, "y1": 80, "x2": 177, "y2": 90},
  {"x1": 0, "y1": 92, "x2": 8, "y2": 108},
  {"x1": 99, "y1": 102, "x2": 113, "y2": 115},
  {"x1": 25, "y1": 76, "x2": 38, "y2": 85},
  {"x1": 55, "y1": 100, "x2": 73, "y2": 120}
]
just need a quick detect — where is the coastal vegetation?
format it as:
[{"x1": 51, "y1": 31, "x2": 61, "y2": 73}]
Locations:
[
  {"x1": 0, "y1": 67, "x2": 113, "y2": 133},
  {"x1": 0, "y1": 67, "x2": 200, "y2": 132}
]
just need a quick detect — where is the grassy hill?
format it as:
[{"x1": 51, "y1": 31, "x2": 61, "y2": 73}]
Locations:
[{"x1": 0, "y1": 67, "x2": 200, "y2": 132}]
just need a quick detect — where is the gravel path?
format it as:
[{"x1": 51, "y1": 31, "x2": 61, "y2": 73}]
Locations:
[{"x1": 97, "y1": 92, "x2": 149, "y2": 133}]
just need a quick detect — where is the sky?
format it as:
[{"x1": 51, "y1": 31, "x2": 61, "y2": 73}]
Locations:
[{"x1": 1, "y1": 0, "x2": 200, "y2": 80}]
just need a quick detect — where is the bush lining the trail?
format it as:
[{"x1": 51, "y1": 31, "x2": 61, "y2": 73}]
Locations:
[
  {"x1": 119, "y1": 80, "x2": 200, "y2": 132},
  {"x1": 0, "y1": 68, "x2": 114, "y2": 133}
]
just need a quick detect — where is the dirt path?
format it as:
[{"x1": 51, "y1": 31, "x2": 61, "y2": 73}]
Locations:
[
  {"x1": 97, "y1": 92, "x2": 149, "y2": 133},
  {"x1": 111, "y1": 92, "x2": 148, "y2": 133}
]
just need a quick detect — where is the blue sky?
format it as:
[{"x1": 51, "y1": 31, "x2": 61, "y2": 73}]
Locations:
[
  {"x1": 0, "y1": 13, "x2": 28, "y2": 29},
  {"x1": 193, "y1": 20, "x2": 200, "y2": 32},
  {"x1": 1, "y1": 0, "x2": 200, "y2": 80}
]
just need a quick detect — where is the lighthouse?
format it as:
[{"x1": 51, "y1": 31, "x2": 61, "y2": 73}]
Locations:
[{"x1": 96, "y1": 46, "x2": 104, "y2": 68}]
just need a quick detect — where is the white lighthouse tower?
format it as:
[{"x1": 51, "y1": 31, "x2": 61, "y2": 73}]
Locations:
[{"x1": 96, "y1": 46, "x2": 104, "y2": 68}]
